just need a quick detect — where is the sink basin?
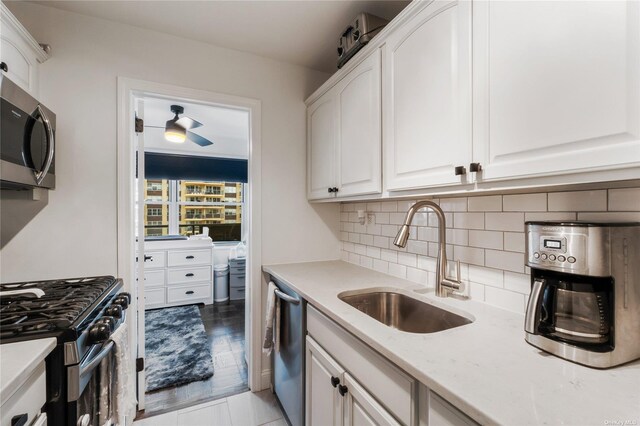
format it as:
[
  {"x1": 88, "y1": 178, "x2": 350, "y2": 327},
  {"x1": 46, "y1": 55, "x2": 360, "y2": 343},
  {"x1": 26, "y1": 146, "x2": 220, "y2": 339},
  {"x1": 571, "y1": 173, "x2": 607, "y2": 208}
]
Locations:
[{"x1": 338, "y1": 290, "x2": 472, "y2": 333}]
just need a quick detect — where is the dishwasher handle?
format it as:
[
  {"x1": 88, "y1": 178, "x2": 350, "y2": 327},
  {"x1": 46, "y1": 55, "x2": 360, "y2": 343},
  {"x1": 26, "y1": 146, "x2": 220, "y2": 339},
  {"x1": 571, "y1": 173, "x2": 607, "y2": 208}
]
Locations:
[{"x1": 274, "y1": 288, "x2": 300, "y2": 305}]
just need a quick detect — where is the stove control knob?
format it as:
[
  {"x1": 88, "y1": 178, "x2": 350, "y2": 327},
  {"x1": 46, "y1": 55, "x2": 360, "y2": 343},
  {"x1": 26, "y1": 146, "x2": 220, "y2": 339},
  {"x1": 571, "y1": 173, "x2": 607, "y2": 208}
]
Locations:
[
  {"x1": 97, "y1": 316, "x2": 116, "y2": 332},
  {"x1": 119, "y1": 292, "x2": 131, "y2": 304},
  {"x1": 87, "y1": 323, "x2": 111, "y2": 345},
  {"x1": 541, "y1": 253, "x2": 548, "y2": 260},
  {"x1": 105, "y1": 304, "x2": 123, "y2": 319},
  {"x1": 113, "y1": 296, "x2": 129, "y2": 310}
]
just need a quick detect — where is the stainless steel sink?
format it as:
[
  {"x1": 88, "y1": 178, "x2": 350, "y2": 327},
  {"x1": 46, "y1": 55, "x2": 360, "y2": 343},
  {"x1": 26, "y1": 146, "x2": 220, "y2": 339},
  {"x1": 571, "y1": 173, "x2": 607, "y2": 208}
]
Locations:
[{"x1": 339, "y1": 291, "x2": 472, "y2": 333}]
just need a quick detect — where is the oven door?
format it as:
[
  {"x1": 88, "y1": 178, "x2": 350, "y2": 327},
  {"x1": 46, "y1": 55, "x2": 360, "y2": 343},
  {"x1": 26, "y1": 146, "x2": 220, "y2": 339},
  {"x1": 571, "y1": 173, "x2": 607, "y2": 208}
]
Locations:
[{"x1": 67, "y1": 342, "x2": 116, "y2": 426}]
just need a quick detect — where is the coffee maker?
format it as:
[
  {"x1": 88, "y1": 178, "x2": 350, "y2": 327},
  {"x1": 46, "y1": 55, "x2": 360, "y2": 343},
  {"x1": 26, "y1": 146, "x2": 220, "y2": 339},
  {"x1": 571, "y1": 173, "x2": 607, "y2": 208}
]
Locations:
[{"x1": 524, "y1": 221, "x2": 640, "y2": 368}]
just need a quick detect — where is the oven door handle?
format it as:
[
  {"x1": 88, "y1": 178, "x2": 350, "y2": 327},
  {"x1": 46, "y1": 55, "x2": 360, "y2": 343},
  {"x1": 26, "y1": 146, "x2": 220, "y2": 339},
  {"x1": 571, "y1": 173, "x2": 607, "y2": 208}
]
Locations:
[
  {"x1": 79, "y1": 341, "x2": 114, "y2": 379},
  {"x1": 525, "y1": 279, "x2": 545, "y2": 334}
]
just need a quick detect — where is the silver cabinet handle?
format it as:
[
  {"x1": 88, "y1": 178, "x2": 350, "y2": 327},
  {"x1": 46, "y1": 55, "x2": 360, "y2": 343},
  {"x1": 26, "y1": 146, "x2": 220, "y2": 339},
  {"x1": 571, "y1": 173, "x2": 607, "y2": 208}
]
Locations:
[
  {"x1": 274, "y1": 288, "x2": 300, "y2": 305},
  {"x1": 525, "y1": 279, "x2": 544, "y2": 334},
  {"x1": 33, "y1": 104, "x2": 55, "y2": 185}
]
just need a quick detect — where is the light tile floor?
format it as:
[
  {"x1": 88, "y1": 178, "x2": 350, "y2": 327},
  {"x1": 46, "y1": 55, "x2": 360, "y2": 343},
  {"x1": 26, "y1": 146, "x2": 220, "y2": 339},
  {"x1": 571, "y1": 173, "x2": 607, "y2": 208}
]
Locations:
[{"x1": 134, "y1": 390, "x2": 285, "y2": 426}]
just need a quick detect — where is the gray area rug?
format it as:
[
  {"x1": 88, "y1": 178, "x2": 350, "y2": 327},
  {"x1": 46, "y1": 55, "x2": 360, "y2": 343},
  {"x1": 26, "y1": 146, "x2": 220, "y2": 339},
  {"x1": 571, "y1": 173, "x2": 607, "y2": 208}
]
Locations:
[{"x1": 145, "y1": 305, "x2": 214, "y2": 392}]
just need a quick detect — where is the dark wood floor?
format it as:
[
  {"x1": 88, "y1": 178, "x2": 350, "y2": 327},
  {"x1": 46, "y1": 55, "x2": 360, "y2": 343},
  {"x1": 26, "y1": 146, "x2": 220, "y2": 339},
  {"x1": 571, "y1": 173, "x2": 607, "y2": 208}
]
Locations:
[{"x1": 143, "y1": 300, "x2": 249, "y2": 416}]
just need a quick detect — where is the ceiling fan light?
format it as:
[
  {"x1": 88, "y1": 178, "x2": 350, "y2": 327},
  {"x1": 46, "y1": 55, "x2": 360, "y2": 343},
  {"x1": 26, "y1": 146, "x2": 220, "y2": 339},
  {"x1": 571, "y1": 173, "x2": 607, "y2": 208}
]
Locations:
[{"x1": 164, "y1": 118, "x2": 186, "y2": 143}]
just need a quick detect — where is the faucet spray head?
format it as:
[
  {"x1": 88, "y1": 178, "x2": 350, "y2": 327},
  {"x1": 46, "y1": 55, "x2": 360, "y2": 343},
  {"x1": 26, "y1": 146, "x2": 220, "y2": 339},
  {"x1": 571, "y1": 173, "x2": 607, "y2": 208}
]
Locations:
[{"x1": 393, "y1": 225, "x2": 411, "y2": 248}]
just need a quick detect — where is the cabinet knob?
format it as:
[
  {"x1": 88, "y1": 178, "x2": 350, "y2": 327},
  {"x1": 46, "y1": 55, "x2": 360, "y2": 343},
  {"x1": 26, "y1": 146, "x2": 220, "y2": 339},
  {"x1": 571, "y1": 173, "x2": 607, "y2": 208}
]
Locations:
[
  {"x1": 454, "y1": 166, "x2": 466, "y2": 176},
  {"x1": 0, "y1": 62, "x2": 7, "y2": 73},
  {"x1": 338, "y1": 384, "x2": 348, "y2": 396},
  {"x1": 330, "y1": 376, "x2": 340, "y2": 388},
  {"x1": 469, "y1": 162, "x2": 482, "y2": 173},
  {"x1": 328, "y1": 187, "x2": 334, "y2": 193}
]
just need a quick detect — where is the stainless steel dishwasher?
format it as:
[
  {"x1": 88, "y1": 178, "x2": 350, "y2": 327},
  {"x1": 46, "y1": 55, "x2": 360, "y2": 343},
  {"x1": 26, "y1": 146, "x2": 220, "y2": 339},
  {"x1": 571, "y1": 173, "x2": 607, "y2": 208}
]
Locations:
[{"x1": 270, "y1": 277, "x2": 306, "y2": 426}]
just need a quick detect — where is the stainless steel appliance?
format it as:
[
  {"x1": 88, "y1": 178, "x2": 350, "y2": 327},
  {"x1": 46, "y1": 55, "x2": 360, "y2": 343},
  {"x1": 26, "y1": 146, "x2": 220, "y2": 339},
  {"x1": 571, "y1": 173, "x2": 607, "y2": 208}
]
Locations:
[
  {"x1": 0, "y1": 75, "x2": 56, "y2": 189},
  {"x1": 270, "y1": 278, "x2": 306, "y2": 426},
  {"x1": 524, "y1": 221, "x2": 640, "y2": 368},
  {"x1": 337, "y1": 12, "x2": 389, "y2": 69},
  {"x1": 0, "y1": 276, "x2": 129, "y2": 425}
]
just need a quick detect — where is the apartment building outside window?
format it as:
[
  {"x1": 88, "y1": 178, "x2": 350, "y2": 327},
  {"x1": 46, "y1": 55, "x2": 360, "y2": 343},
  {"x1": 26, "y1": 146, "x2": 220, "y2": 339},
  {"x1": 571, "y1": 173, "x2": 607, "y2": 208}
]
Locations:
[{"x1": 143, "y1": 179, "x2": 243, "y2": 240}]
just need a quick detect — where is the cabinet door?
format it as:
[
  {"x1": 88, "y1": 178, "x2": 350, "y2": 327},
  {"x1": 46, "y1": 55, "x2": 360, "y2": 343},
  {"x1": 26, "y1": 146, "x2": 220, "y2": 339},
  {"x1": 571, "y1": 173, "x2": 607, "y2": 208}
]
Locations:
[
  {"x1": 336, "y1": 50, "x2": 382, "y2": 197},
  {"x1": 307, "y1": 90, "x2": 338, "y2": 200},
  {"x1": 306, "y1": 336, "x2": 344, "y2": 426},
  {"x1": 343, "y1": 373, "x2": 401, "y2": 426},
  {"x1": 473, "y1": 1, "x2": 640, "y2": 182},
  {"x1": 383, "y1": 0, "x2": 473, "y2": 191}
]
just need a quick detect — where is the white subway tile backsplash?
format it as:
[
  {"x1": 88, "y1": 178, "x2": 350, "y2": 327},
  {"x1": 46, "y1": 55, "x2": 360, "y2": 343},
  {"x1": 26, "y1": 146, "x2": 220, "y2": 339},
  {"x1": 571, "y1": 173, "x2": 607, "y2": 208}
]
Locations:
[
  {"x1": 360, "y1": 256, "x2": 373, "y2": 269},
  {"x1": 468, "y1": 230, "x2": 503, "y2": 250},
  {"x1": 406, "y1": 267, "x2": 428, "y2": 284},
  {"x1": 407, "y1": 240, "x2": 429, "y2": 256},
  {"x1": 503, "y1": 232, "x2": 525, "y2": 253},
  {"x1": 485, "y1": 250, "x2": 524, "y2": 273},
  {"x1": 468, "y1": 195, "x2": 502, "y2": 212},
  {"x1": 454, "y1": 246, "x2": 484, "y2": 266},
  {"x1": 398, "y1": 252, "x2": 417, "y2": 267},
  {"x1": 340, "y1": 186, "x2": 639, "y2": 315},
  {"x1": 453, "y1": 213, "x2": 484, "y2": 230},
  {"x1": 380, "y1": 249, "x2": 398, "y2": 263},
  {"x1": 608, "y1": 188, "x2": 640, "y2": 211},
  {"x1": 388, "y1": 263, "x2": 407, "y2": 279},
  {"x1": 485, "y1": 213, "x2": 525, "y2": 232},
  {"x1": 440, "y1": 197, "x2": 468, "y2": 212},
  {"x1": 360, "y1": 234, "x2": 374, "y2": 246},
  {"x1": 485, "y1": 287, "x2": 525, "y2": 314},
  {"x1": 548, "y1": 190, "x2": 607, "y2": 212},
  {"x1": 468, "y1": 265, "x2": 504, "y2": 288},
  {"x1": 577, "y1": 212, "x2": 640, "y2": 222},
  {"x1": 503, "y1": 193, "x2": 547, "y2": 212},
  {"x1": 503, "y1": 271, "x2": 531, "y2": 295},
  {"x1": 373, "y1": 259, "x2": 389, "y2": 273}
]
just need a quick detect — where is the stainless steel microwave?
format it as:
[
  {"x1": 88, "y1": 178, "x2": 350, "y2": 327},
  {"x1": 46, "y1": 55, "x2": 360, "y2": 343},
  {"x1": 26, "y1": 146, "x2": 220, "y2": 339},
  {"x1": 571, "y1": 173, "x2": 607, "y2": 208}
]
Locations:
[{"x1": 0, "y1": 75, "x2": 56, "y2": 189}]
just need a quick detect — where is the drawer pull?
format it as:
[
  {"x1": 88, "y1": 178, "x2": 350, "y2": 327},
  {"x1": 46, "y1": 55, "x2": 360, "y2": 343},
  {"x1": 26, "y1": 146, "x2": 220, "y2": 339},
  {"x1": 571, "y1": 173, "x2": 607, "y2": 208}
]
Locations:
[
  {"x1": 331, "y1": 376, "x2": 340, "y2": 388},
  {"x1": 144, "y1": 255, "x2": 153, "y2": 262},
  {"x1": 185, "y1": 273, "x2": 194, "y2": 277},
  {"x1": 185, "y1": 291, "x2": 195, "y2": 295},
  {"x1": 186, "y1": 255, "x2": 195, "y2": 259},
  {"x1": 233, "y1": 275, "x2": 246, "y2": 279},
  {"x1": 11, "y1": 413, "x2": 28, "y2": 426},
  {"x1": 338, "y1": 384, "x2": 348, "y2": 396}
]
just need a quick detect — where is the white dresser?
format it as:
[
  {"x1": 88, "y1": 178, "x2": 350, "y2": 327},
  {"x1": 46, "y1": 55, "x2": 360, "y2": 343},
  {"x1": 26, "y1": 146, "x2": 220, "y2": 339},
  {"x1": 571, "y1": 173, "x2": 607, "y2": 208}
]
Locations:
[{"x1": 141, "y1": 240, "x2": 214, "y2": 309}]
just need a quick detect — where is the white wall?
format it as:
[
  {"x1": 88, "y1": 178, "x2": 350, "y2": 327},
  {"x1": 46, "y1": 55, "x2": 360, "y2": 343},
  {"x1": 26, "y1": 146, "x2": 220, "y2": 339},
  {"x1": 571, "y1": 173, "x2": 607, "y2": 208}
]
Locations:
[{"x1": 0, "y1": 2, "x2": 341, "y2": 282}]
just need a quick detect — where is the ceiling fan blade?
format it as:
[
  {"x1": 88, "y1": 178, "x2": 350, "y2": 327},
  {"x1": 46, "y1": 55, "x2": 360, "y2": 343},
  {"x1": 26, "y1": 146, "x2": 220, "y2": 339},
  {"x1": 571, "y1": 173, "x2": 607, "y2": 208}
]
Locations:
[
  {"x1": 188, "y1": 131, "x2": 213, "y2": 147},
  {"x1": 176, "y1": 115, "x2": 203, "y2": 130}
]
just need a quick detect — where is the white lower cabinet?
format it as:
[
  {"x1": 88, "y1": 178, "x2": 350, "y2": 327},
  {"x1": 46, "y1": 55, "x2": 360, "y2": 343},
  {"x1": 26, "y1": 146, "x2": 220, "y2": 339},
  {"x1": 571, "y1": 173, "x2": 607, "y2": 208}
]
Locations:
[{"x1": 306, "y1": 305, "x2": 478, "y2": 426}]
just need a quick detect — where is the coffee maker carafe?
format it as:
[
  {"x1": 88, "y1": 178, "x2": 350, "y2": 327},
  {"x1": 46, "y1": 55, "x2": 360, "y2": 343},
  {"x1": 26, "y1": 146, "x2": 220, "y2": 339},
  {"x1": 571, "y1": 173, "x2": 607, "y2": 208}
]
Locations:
[{"x1": 524, "y1": 221, "x2": 640, "y2": 368}]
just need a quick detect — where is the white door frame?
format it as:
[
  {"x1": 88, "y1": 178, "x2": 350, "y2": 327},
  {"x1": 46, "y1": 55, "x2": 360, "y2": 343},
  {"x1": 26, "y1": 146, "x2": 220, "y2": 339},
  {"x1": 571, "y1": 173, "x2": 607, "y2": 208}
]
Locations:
[{"x1": 116, "y1": 77, "x2": 263, "y2": 410}]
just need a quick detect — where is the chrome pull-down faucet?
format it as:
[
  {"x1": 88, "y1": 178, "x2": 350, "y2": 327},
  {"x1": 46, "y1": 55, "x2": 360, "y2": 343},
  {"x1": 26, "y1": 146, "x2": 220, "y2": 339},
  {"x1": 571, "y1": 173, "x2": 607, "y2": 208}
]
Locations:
[{"x1": 393, "y1": 200, "x2": 463, "y2": 297}]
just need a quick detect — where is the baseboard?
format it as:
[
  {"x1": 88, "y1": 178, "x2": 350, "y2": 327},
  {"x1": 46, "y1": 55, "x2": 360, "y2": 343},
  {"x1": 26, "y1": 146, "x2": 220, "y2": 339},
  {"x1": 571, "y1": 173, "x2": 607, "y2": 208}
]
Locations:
[{"x1": 261, "y1": 369, "x2": 272, "y2": 391}]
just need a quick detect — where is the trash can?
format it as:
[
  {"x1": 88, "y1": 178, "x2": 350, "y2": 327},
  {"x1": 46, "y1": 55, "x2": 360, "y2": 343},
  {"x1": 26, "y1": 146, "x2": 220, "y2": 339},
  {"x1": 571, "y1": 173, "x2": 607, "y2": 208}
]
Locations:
[{"x1": 214, "y1": 264, "x2": 229, "y2": 303}]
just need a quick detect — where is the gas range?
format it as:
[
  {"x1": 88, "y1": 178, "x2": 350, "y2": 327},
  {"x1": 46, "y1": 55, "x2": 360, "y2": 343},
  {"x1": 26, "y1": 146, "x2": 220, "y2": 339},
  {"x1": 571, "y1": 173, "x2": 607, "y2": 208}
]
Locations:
[{"x1": 0, "y1": 276, "x2": 131, "y2": 426}]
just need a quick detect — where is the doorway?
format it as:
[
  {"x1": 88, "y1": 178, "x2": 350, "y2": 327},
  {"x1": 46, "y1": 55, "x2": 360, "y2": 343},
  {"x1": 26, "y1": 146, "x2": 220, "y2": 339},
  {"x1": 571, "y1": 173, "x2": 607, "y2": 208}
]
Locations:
[{"x1": 116, "y1": 78, "x2": 263, "y2": 418}]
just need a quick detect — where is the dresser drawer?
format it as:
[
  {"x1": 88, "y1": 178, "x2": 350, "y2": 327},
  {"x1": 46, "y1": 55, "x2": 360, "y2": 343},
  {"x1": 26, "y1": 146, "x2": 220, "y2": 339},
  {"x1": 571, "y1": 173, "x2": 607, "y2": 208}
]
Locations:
[
  {"x1": 143, "y1": 251, "x2": 166, "y2": 269},
  {"x1": 230, "y1": 265, "x2": 245, "y2": 275},
  {"x1": 230, "y1": 274, "x2": 245, "y2": 289},
  {"x1": 229, "y1": 258, "x2": 246, "y2": 268},
  {"x1": 144, "y1": 269, "x2": 165, "y2": 288},
  {"x1": 168, "y1": 266, "x2": 212, "y2": 285},
  {"x1": 0, "y1": 362, "x2": 46, "y2": 426},
  {"x1": 167, "y1": 249, "x2": 212, "y2": 267},
  {"x1": 230, "y1": 286, "x2": 246, "y2": 300},
  {"x1": 167, "y1": 283, "x2": 212, "y2": 304},
  {"x1": 145, "y1": 288, "x2": 165, "y2": 308}
]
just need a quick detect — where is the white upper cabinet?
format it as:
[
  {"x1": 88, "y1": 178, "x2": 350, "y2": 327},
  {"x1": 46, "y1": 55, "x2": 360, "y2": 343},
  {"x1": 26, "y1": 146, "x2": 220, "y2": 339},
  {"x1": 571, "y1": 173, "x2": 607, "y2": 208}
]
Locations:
[
  {"x1": 0, "y1": 3, "x2": 49, "y2": 97},
  {"x1": 336, "y1": 49, "x2": 382, "y2": 197},
  {"x1": 307, "y1": 50, "x2": 382, "y2": 200},
  {"x1": 473, "y1": 1, "x2": 640, "y2": 182},
  {"x1": 383, "y1": 0, "x2": 472, "y2": 191},
  {"x1": 307, "y1": 91, "x2": 338, "y2": 200}
]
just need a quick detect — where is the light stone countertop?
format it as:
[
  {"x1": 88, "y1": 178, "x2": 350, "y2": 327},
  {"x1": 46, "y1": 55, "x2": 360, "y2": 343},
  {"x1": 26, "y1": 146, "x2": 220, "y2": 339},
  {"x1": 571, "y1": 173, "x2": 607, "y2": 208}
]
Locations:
[
  {"x1": 263, "y1": 260, "x2": 640, "y2": 426},
  {"x1": 0, "y1": 338, "x2": 56, "y2": 406}
]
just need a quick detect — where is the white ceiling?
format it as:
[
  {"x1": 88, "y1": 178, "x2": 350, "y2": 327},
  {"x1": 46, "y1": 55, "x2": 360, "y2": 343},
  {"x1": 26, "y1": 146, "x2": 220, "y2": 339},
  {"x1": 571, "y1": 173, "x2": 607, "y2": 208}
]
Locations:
[
  {"x1": 31, "y1": 0, "x2": 410, "y2": 73},
  {"x1": 142, "y1": 96, "x2": 249, "y2": 158}
]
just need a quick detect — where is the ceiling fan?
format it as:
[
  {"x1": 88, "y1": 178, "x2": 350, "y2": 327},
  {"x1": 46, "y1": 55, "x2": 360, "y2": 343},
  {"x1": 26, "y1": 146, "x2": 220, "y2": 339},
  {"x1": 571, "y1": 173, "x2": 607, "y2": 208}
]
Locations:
[{"x1": 145, "y1": 104, "x2": 213, "y2": 147}]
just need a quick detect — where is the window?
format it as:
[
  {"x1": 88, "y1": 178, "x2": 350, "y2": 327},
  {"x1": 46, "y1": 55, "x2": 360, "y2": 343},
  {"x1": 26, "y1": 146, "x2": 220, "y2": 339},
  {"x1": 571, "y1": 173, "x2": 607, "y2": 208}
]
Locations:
[{"x1": 143, "y1": 179, "x2": 243, "y2": 241}]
